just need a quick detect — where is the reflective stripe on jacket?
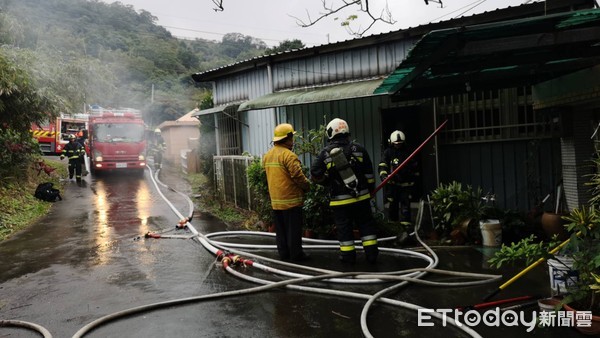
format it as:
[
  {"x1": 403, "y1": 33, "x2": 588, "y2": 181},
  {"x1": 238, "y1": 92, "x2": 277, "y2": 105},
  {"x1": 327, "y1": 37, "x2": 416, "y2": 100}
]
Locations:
[
  {"x1": 263, "y1": 144, "x2": 310, "y2": 210},
  {"x1": 310, "y1": 138, "x2": 375, "y2": 207},
  {"x1": 62, "y1": 142, "x2": 85, "y2": 160}
]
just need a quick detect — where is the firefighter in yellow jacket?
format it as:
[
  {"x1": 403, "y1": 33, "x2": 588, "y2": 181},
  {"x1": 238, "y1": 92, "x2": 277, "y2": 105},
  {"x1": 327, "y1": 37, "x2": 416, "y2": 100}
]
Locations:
[{"x1": 263, "y1": 123, "x2": 311, "y2": 262}]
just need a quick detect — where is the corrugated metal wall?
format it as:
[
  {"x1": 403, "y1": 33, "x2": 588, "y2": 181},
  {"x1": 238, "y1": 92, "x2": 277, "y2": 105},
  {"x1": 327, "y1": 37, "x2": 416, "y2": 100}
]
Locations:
[
  {"x1": 438, "y1": 138, "x2": 562, "y2": 211},
  {"x1": 210, "y1": 38, "x2": 418, "y2": 157},
  {"x1": 205, "y1": 30, "x2": 581, "y2": 215}
]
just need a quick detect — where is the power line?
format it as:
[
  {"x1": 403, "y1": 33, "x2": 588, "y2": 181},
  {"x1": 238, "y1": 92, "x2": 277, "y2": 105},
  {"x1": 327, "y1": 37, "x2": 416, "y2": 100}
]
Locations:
[{"x1": 162, "y1": 25, "x2": 322, "y2": 46}]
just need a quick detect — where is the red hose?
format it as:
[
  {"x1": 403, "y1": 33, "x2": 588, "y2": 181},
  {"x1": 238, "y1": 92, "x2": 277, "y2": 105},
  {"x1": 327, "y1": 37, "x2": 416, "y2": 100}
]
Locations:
[
  {"x1": 372, "y1": 120, "x2": 448, "y2": 197},
  {"x1": 457, "y1": 295, "x2": 535, "y2": 311}
]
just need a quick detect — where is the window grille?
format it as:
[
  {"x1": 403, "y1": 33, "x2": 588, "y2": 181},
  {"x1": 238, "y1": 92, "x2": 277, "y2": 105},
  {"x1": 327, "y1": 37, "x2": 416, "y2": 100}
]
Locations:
[{"x1": 437, "y1": 87, "x2": 559, "y2": 144}]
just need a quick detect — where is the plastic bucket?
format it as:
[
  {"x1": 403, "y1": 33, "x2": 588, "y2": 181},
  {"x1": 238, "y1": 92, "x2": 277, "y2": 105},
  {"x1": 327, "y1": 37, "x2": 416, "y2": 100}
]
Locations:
[
  {"x1": 547, "y1": 256, "x2": 578, "y2": 295},
  {"x1": 479, "y1": 219, "x2": 502, "y2": 247}
]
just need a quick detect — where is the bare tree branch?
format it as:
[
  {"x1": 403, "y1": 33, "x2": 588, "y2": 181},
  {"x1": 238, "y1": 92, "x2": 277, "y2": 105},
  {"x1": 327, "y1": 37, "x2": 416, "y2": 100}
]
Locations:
[
  {"x1": 290, "y1": 0, "x2": 358, "y2": 29},
  {"x1": 212, "y1": 0, "x2": 224, "y2": 12},
  {"x1": 291, "y1": 0, "x2": 398, "y2": 37},
  {"x1": 216, "y1": 0, "x2": 443, "y2": 37}
]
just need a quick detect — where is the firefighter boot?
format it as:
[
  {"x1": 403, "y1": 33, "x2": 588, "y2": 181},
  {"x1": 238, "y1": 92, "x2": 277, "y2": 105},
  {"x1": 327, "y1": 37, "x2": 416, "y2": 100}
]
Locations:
[
  {"x1": 339, "y1": 250, "x2": 356, "y2": 264},
  {"x1": 364, "y1": 245, "x2": 379, "y2": 264}
]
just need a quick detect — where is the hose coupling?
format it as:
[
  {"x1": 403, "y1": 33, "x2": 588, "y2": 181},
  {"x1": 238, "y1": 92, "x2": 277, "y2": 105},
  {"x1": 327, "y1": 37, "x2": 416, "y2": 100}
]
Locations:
[{"x1": 144, "y1": 232, "x2": 161, "y2": 239}]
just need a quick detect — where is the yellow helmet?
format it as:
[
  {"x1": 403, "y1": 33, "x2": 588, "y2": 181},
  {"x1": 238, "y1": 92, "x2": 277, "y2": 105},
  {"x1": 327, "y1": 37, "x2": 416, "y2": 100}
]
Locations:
[{"x1": 272, "y1": 123, "x2": 296, "y2": 142}]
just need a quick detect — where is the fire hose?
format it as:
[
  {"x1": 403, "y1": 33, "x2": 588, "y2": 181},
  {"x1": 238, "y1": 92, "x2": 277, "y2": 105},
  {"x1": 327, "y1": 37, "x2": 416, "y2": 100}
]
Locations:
[
  {"x1": 73, "y1": 131, "x2": 501, "y2": 338},
  {"x1": 371, "y1": 119, "x2": 448, "y2": 197}
]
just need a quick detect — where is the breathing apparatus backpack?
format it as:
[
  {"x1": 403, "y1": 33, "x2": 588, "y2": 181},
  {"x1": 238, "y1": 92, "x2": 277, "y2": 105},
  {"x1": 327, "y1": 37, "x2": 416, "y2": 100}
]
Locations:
[{"x1": 329, "y1": 146, "x2": 359, "y2": 197}]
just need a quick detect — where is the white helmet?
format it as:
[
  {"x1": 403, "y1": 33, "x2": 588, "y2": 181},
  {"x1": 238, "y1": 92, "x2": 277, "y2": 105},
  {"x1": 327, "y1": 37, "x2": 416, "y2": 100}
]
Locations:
[
  {"x1": 326, "y1": 118, "x2": 350, "y2": 139},
  {"x1": 390, "y1": 130, "x2": 405, "y2": 144}
]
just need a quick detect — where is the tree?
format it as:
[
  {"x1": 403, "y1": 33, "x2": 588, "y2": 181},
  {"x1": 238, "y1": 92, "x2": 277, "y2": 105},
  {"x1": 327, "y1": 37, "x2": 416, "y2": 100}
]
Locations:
[
  {"x1": 220, "y1": 33, "x2": 268, "y2": 59},
  {"x1": 0, "y1": 48, "x2": 65, "y2": 180},
  {"x1": 212, "y1": 0, "x2": 443, "y2": 37},
  {"x1": 265, "y1": 39, "x2": 306, "y2": 54}
]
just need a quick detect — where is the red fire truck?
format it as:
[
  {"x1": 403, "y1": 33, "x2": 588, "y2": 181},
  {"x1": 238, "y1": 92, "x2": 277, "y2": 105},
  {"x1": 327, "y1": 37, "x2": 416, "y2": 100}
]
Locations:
[
  {"x1": 88, "y1": 108, "x2": 147, "y2": 174},
  {"x1": 31, "y1": 113, "x2": 88, "y2": 155}
]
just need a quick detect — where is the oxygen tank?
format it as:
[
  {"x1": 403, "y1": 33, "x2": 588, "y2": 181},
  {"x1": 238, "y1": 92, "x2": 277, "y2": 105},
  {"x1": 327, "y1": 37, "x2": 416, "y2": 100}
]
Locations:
[{"x1": 330, "y1": 147, "x2": 359, "y2": 197}]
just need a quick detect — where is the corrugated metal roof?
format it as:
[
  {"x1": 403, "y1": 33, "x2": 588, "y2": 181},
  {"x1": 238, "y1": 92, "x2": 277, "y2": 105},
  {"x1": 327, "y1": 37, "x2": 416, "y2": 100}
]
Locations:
[
  {"x1": 191, "y1": 0, "x2": 595, "y2": 82},
  {"x1": 191, "y1": 101, "x2": 245, "y2": 117},
  {"x1": 237, "y1": 78, "x2": 384, "y2": 112},
  {"x1": 374, "y1": 8, "x2": 600, "y2": 98}
]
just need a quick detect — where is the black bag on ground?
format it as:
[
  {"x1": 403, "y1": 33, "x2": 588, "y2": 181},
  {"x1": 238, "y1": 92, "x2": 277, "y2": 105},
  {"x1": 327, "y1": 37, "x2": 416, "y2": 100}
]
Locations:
[{"x1": 34, "y1": 182, "x2": 62, "y2": 202}]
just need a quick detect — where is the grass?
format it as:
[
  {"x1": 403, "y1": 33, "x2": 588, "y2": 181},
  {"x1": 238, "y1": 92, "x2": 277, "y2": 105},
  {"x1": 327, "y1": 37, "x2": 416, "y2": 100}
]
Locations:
[
  {"x1": 186, "y1": 172, "x2": 260, "y2": 230},
  {"x1": 0, "y1": 158, "x2": 67, "y2": 241}
]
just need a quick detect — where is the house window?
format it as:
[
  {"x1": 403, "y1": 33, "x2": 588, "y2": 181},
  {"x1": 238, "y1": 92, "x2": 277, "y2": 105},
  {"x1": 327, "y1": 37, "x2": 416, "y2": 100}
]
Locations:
[
  {"x1": 217, "y1": 111, "x2": 241, "y2": 155},
  {"x1": 437, "y1": 86, "x2": 555, "y2": 144}
]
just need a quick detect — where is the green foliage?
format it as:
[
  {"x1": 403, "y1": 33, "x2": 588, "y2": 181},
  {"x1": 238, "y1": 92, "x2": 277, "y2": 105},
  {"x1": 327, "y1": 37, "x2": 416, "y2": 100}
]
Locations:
[
  {"x1": 561, "y1": 205, "x2": 600, "y2": 311},
  {"x1": 0, "y1": 0, "x2": 292, "y2": 127},
  {"x1": 0, "y1": 129, "x2": 42, "y2": 182},
  {"x1": 265, "y1": 39, "x2": 306, "y2": 54},
  {"x1": 0, "y1": 160, "x2": 66, "y2": 241},
  {"x1": 490, "y1": 153, "x2": 600, "y2": 314},
  {"x1": 246, "y1": 156, "x2": 271, "y2": 225},
  {"x1": 429, "y1": 181, "x2": 484, "y2": 236},
  {"x1": 302, "y1": 177, "x2": 332, "y2": 235},
  {"x1": 0, "y1": 48, "x2": 64, "y2": 132},
  {"x1": 488, "y1": 235, "x2": 558, "y2": 268},
  {"x1": 294, "y1": 124, "x2": 327, "y2": 157},
  {"x1": 294, "y1": 125, "x2": 332, "y2": 234}
]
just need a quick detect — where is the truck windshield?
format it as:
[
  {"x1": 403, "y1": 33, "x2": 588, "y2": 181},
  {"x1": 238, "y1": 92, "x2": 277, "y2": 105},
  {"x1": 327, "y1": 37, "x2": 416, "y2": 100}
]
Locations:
[{"x1": 93, "y1": 124, "x2": 144, "y2": 143}]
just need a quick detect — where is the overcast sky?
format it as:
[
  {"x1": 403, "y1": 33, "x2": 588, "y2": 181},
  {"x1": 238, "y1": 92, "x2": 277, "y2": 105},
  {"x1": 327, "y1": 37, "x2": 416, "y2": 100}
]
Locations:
[{"x1": 102, "y1": 0, "x2": 537, "y2": 47}]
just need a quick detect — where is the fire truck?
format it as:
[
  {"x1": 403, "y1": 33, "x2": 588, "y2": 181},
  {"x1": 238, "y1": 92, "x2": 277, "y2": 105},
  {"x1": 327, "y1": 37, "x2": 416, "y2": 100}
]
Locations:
[
  {"x1": 31, "y1": 113, "x2": 88, "y2": 155},
  {"x1": 88, "y1": 108, "x2": 147, "y2": 174}
]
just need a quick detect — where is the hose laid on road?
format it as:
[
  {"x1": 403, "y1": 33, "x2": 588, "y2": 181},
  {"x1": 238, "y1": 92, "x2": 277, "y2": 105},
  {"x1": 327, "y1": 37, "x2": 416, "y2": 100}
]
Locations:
[
  {"x1": 145, "y1": 166, "x2": 498, "y2": 338},
  {"x1": 0, "y1": 319, "x2": 53, "y2": 338},
  {"x1": 67, "y1": 164, "x2": 501, "y2": 337}
]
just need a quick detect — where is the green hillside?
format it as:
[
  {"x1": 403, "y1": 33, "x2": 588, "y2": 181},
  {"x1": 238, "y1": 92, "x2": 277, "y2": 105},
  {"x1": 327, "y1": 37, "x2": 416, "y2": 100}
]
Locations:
[{"x1": 0, "y1": 0, "x2": 272, "y2": 125}]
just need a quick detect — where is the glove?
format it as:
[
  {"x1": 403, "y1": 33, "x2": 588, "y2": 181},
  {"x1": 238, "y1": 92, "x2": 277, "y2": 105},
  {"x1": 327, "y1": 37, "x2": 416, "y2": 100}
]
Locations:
[{"x1": 60, "y1": 155, "x2": 64, "y2": 160}]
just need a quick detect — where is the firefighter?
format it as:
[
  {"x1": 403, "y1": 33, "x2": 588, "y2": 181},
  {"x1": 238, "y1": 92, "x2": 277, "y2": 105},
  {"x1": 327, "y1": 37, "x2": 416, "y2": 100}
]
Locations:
[
  {"x1": 263, "y1": 123, "x2": 311, "y2": 262},
  {"x1": 151, "y1": 129, "x2": 165, "y2": 168},
  {"x1": 76, "y1": 128, "x2": 89, "y2": 176},
  {"x1": 151, "y1": 141, "x2": 165, "y2": 168},
  {"x1": 310, "y1": 118, "x2": 378, "y2": 264},
  {"x1": 60, "y1": 134, "x2": 85, "y2": 182},
  {"x1": 378, "y1": 130, "x2": 419, "y2": 223}
]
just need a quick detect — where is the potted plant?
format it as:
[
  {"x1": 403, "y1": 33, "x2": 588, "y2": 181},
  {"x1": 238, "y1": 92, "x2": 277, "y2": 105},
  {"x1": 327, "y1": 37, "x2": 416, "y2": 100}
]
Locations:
[
  {"x1": 560, "y1": 205, "x2": 600, "y2": 334},
  {"x1": 430, "y1": 181, "x2": 502, "y2": 245},
  {"x1": 302, "y1": 182, "x2": 333, "y2": 238},
  {"x1": 489, "y1": 156, "x2": 600, "y2": 335}
]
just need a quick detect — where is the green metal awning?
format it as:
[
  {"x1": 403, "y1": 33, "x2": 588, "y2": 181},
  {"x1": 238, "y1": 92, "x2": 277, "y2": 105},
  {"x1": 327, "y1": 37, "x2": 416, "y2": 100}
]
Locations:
[
  {"x1": 374, "y1": 9, "x2": 600, "y2": 99},
  {"x1": 191, "y1": 102, "x2": 244, "y2": 117},
  {"x1": 238, "y1": 78, "x2": 385, "y2": 112}
]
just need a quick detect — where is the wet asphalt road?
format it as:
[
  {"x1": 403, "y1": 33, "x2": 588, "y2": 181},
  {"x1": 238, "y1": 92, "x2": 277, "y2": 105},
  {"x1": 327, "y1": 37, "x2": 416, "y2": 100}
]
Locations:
[{"x1": 0, "y1": 162, "x2": 588, "y2": 337}]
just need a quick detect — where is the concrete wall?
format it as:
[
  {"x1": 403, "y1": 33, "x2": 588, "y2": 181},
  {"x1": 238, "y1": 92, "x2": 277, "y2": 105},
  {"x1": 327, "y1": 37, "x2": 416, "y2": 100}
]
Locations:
[{"x1": 158, "y1": 123, "x2": 199, "y2": 162}]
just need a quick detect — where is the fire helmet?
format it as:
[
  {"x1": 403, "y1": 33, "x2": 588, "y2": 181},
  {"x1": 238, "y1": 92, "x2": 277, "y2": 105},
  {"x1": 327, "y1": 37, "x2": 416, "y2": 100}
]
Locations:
[
  {"x1": 326, "y1": 118, "x2": 350, "y2": 140},
  {"x1": 390, "y1": 130, "x2": 405, "y2": 144},
  {"x1": 68, "y1": 134, "x2": 76, "y2": 140},
  {"x1": 272, "y1": 123, "x2": 296, "y2": 142}
]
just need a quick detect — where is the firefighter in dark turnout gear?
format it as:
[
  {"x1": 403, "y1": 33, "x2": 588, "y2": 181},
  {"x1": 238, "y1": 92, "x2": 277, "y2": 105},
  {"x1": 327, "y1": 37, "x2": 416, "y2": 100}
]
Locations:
[
  {"x1": 310, "y1": 118, "x2": 378, "y2": 264},
  {"x1": 60, "y1": 134, "x2": 85, "y2": 182},
  {"x1": 378, "y1": 130, "x2": 419, "y2": 223}
]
